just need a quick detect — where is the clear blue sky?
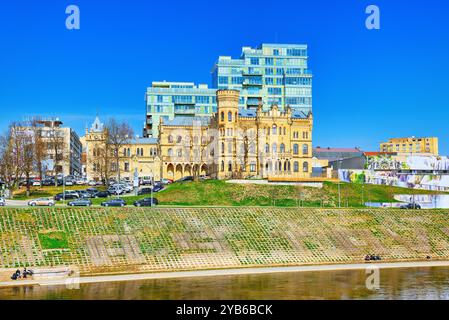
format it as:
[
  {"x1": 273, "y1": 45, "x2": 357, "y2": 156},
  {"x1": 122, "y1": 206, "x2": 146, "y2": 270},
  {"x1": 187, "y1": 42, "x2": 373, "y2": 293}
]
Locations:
[{"x1": 1, "y1": 0, "x2": 448, "y2": 154}]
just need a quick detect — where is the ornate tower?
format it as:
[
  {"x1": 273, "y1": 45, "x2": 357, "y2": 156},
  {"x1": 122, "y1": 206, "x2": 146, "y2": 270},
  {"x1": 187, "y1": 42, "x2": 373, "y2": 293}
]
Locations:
[{"x1": 216, "y1": 90, "x2": 240, "y2": 179}]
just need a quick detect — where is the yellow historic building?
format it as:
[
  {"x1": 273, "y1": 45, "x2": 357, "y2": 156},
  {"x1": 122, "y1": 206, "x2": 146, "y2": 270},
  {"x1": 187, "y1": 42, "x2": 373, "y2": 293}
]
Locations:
[
  {"x1": 85, "y1": 89, "x2": 313, "y2": 182},
  {"x1": 84, "y1": 117, "x2": 161, "y2": 182},
  {"x1": 380, "y1": 137, "x2": 439, "y2": 156}
]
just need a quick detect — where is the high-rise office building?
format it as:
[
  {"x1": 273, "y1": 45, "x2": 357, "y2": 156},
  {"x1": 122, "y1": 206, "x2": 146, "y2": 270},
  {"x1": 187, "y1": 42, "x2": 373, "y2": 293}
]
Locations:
[
  {"x1": 144, "y1": 44, "x2": 313, "y2": 137},
  {"x1": 212, "y1": 44, "x2": 312, "y2": 113}
]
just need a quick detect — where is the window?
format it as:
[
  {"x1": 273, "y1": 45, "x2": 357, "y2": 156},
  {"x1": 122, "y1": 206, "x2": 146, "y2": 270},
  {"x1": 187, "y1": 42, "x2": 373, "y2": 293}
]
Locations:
[
  {"x1": 228, "y1": 142, "x2": 232, "y2": 154},
  {"x1": 124, "y1": 162, "x2": 130, "y2": 172},
  {"x1": 177, "y1": 149, "x2": 182, "y2": 157},
  {"x1": 218, "y1": 77, "x2": 228, "y2": 84},
  {"x1": 221, "y1": 161, "x2": 225, "y2": 172},
  {"x1": 221, "y1": 112, "x2": 224, "y2": 122},
  {"x1": 272, "y1": 143, "x2": 277, "y2": 154},
  {"x1": 250, "y1": 57, "x2": 259, "y2": 65},
  {"x1": 177, "y1": 136, "x2": 182, "y2": 143},
  {"x1": 265, "y1": 144, "x2": 270, "y2": 153},
  {"x1": 265, "y1": 58, "x2": 273, "y2": 65},
  {"x1": 228, "y1": 111, "x2": 232, "y2": 122},
  {"x1": 250, "y1": 162, "x2": 256, "y2": 172},
  {"x1": 228, "y1": 162, "x2": 233, "y2": 172},
  {"x1": 280, "y1": 143, "x2": 285, "y2": 153},
  {"x1": 302, "y1": 144, "x2": 309, "y2": 155},
  {"x1": 272, "y1": 125, "x2": 277, "y2": 135},
  {"x1": 303, "y1": 162, "x2": 309, "y2": 172},
  {"x1": 221, "y1": 142, "x2": 225, "y2": 154},
  {"x1": 293, "y1": 144, "x2": 299, "y2": 155},
  {"x1": 265, "y1": 68, "x2": 274, "y2": 75},
  {"x1": 294, "y1": 162, "x2": 299, "y2": 172},
  {"x1": 273, "y1": 49, "x2": 280, "y2": 56},
  {"x1": 168, "y1": 135, "x2": 173, "y2": 143}
]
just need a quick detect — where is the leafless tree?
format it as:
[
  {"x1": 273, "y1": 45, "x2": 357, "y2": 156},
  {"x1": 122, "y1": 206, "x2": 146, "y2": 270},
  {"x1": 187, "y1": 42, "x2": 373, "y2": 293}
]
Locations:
[
  {"x1": 46, "y1": 125, "x2": 67, "y2": 186},
  {"x1": 29, "y1": 118, "x2": 46, "y2": 180},
  {"x1": 105, "y1": 119, "x2": 134, "y2": 182}
]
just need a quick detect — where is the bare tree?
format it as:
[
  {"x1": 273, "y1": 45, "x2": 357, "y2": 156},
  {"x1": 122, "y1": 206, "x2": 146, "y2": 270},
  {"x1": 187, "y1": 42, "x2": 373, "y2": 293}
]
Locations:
[
  {"x1": 29, "y1": 118, "x2": 46, "y2": 180},
  {"x1": 46, "y1": 125, "x2": 67, "y2": 186},
  {"x1": 106, "y1": 119, "x2": 133, "y2": 182}
]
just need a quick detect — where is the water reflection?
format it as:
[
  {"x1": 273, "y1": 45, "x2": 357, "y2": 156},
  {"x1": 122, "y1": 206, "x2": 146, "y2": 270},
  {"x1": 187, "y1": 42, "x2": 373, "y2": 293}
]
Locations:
[{"x1": 1, "y1": 267, "x2": 449, "y2": 300}]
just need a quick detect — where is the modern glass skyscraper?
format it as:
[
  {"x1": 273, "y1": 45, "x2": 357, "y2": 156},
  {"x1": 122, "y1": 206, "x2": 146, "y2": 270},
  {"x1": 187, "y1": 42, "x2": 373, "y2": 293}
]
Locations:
[
  {"x1": 144, "y1": 44, "x2": 313, "y2": 137},
  {"x1": 144, "y1": 81, "x2": 217, "y2": 137},
  {"x1": 212, "y1": 44, "x2": 312, "y2": 113}
]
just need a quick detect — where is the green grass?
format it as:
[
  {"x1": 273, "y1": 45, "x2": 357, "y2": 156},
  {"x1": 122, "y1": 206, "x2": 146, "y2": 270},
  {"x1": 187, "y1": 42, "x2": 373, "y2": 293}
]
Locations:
[
  {"x1": 38, "y1": 231, "x2": 69, "y2": 250},
  {"x1": 107, "y1": 180, "x2": 444, "y2": 208}
]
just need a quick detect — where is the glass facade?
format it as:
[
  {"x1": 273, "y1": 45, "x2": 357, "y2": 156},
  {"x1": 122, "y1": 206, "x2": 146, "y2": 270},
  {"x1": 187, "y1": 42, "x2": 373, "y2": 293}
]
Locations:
[
  {"x1": 212, "y1": 44, "x2": 312, "y2": 113},
  {"x1": 144, "y1": 81, "x2": 217, "y2": 137},
  {"x1": 144, "y1": 44, "x2": 313, "y2": 137}
]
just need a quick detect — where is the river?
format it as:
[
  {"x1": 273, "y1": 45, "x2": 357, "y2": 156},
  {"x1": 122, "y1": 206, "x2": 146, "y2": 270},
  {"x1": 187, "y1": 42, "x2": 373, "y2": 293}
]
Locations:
[{"x1": 1, "y1": 266, "x2": 449, "y2": 300}]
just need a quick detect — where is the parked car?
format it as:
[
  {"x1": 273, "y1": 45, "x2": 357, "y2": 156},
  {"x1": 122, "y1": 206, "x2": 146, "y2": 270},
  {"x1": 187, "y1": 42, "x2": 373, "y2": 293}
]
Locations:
[
  {"x1": 92, "y1": 191, "x2": 109, "y2": 198},
  {"x1": 134, "y1": 198, "x2": 158, "y2": 207},
  {"x1": 107, "y1": 185, "x2": 125, "y2": 195},
  {"x1": 67, "y1": 199, "x2": 92, "y2": 207},
  {"x1": 76, "y1": 179, "x2": 87, "y2": 185},
  {"x1": 0, "y1": 197, "x2": 5, "y2": 207},
  {"x1": 54, "y1": 192, "x2": 79, "y2": 201},
  {"x1": 152, "y1": 184, "x2": 164, "y2": 193},
  {"x1": 77, "y1": 190, "x2": 92, "y2": 199},
  {"x1": 140, "y1": 176, "x2": 153, "y2": 185},
  {"x1": 101, "y1": 198, "x2": 126, "y2": 207},
  {"x1": 176, "y1": 176, "x2": 194, "y2": 183},
  {"x1": 160, "y1": 178, "x2": 173, "y2": 185},
  {"x1": 41, "y1": 179, "x2": 54, "y2": 186},
  {"x1": 138, "y1": 187, "x2": 152, "y2": 196},
  {"x1": 28, "y1": 198, "x2": 55, "y2": 207},
  {"x1": 400, "y1": 203, "x2": 421, "y2": 210},
  {"x1": 64, "y1": 180, "x2": 74, "y2": 186},
  {"x1": 32, "y1": 180, "x2": 41, "y2": 186}
]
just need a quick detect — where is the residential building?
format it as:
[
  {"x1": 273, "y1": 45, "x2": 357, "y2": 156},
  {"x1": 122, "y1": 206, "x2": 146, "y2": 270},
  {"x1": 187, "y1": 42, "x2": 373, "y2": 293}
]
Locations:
[
  {"x1": 144, "y1": 43, "x2": 313, "y2": 138},
  {"x1": 212, "y1": 43, "x2": 312, "y2": 113},
  {"x1": 380, "y1": 137, "x2": 439, "y2": 156},
  {"x1": 84, "y1": 116, "x2": 161, "y2": 182},
  {"x1": 23, "y1": 118, "x2": 83, "y2": 177},
  {"x1": 144, "y1": 81, "x2": 217, "y2": 138}
]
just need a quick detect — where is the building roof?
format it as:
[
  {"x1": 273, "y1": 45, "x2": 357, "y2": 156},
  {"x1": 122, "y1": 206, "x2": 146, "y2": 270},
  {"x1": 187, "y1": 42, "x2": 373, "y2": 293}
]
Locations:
[
  {"x1": 238, "y1": 109, "x2": 257, "y2": 117},
  {"x1": 163, "y1": 116, "x2": 211, "y2": 127},
  {"x1": 91, "y1": 116, "x2": 104, "y2": 133},
  {"x1": 128, "y1": 137, "x2": 159, "y2": 145},
  {"x1": 291, "y1": 110, "x2": 310, "y2": 119},
  {"x1": 313, "y1": 147, "x2": 364, "y2": 161},
  {"x1": 364, "y1": 152, "x2": 397, "y2": 156}
]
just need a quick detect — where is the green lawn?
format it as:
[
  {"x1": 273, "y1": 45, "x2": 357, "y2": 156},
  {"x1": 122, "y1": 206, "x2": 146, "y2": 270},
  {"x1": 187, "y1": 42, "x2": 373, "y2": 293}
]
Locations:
[
  {"x1": 13, "y1": 185, "x2": 105, "y2": 200},
  {"x1": 38, "y1": 231, "x2": 69, "y2": 250},
  {"x1": 90, "y1": 180, "x2": 445, "y2": 208}
]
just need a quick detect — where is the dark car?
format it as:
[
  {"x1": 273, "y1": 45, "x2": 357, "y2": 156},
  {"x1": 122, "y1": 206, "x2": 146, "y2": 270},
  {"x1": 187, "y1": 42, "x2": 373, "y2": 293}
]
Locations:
[
  {"x1": 101, "y1": 198, "x2": 126, "y2": 207},
  {"x1": 86, "y1": 187, "x2": 98, "y2": 194},
  {"x1": 138, "y1": 187, "x2": 152, "y2": 196},
  {"x1": 92, "y1": 191, "x2": 109, "y2": 198},
  {"x1": 134, "y1": 198, "x2": 158, "y2": 207},
  {"x1": 67, "y1": 199, "x2": 92, "y2": 207},
  {"x1": 77, "y1": 190, "x2": 92, "y2": 199},
  {"x1": 400, "y1": 203, "x2": 421, "y2": 210},
  {"x1": 176, "y1": 176, "x2": 194, "y2": 183},
  {"x1": 54, "y1": 193, "x2": 79, "y2": 201},
  {"x1": 41, "y1": 179, "x2": 54, "y2": 186},
  {"x1": 152, "y1": 184, "x2": 164, "y2": 192}
]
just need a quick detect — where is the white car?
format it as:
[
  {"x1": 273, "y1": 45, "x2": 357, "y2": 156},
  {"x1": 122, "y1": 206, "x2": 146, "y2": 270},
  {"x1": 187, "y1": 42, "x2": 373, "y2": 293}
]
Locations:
[
  {"x1": 0, "y1": 197, "x2": 5, "y2": 207},
  {"x1": 76, "y1": 179, "x2": 87, "y2": 185},
  {"x1": 32, "y1": 180, "x2": 42, "y2": 186},
  {"x1": 28, "y1": 198, "x2": 55, "y2": 207},
  {"x1": 88, "y1": 180, "x2": 99, "y2": 186}
]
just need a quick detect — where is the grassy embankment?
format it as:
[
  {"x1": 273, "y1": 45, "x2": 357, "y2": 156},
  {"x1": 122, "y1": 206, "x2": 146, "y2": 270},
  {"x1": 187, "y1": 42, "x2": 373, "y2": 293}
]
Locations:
[{"x1": 13, "y1": 180, "x2": 445, "y2": 207}]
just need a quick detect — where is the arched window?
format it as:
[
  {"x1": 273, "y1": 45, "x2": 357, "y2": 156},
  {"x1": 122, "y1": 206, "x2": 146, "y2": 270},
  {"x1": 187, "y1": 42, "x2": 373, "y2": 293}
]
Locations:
[
  {"x1": 168, "y1": 135, "x2": 173, "y2": 143},
  {"x1": 228, "y1": 161, "x2": 232, "y2": 172},
  {"x1": 140, "y1": 148, "x2": 144, "y2": 156},
  {"x1": 302, "y1": 144, "x2": 309, "y2": 155},
  {"x1": 272, "y1": 125, "x2": 277, "y2": 135},
  {"x1": 280, "y1": 143, "x2": 285, "y2": 153},
  {"x1": 249, "y1": 142, "x2": 255, "y2": 154},
  {"x1": 278, "y1": 161, "x2": 282, "y2": 171},
  {"x1": 265, "y1": 143, "x2": 270, "y2": 153},
  {"x1": 123, "y1": 149, "x2": 127, "y2": 157},
  {"x1": 221, "y1": 112, "x2": 224, "y2": 122},
  {"x1": 177, "y1": 149, "x2": 182, "y2": 157},
  {"x1": 293, "y1": 144, "x2": 299, "y2": 155},
  {"x1": 228, "y1": 111, "x2": 232, "y2": 122},
  {"x1": 228, "y1": 142, "x2": 232, "y2": 153},
  {"x1": 272, "y1": 143, "x2": 277, "y2": 154},
  {"x1": 168, "y1": 148, "x2": 173, "y2": 156},
  {"x1": 303, "y1": 161, "x2": 309, "y2": 172},
  {"x1": 177, "y1": 136, "x2": 182, "y2": 143},
  {"x1": 294, "y1": 161, "x2": 299, "y2": 172},
  {"x1": 221, "y1": 142, "x2": 225, "y2": 154},
  {"x1": 221, "y1": 161, "x2": 225, "y2": 172}
]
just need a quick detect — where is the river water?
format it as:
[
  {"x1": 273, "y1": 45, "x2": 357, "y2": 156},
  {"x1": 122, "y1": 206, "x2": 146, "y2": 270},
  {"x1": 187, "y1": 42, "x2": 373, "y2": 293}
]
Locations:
[{"x1": 1, "y1": 267, "x2": 449, "y2": 300}]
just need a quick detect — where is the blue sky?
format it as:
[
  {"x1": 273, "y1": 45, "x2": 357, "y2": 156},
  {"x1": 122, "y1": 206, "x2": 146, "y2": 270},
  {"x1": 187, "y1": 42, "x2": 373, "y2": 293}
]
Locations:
[{"x1": 0, "y1": 0, "x2": 448, "y2": 154}]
